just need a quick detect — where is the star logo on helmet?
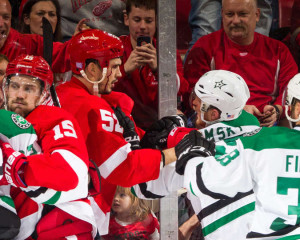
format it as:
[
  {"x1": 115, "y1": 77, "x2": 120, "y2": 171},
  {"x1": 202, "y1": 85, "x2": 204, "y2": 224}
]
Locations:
[{"x1": 214, "y1": 80, "x2": 227, "y2": 89}]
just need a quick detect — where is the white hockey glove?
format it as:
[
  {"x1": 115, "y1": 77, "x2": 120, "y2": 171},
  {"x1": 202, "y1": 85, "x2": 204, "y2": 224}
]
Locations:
[
  {"x1": 175, "y1": 130, "x2": 215, "y2": 175},
  {"x1": 141, "y1": 114, "x2": 187, "y2": 149}
]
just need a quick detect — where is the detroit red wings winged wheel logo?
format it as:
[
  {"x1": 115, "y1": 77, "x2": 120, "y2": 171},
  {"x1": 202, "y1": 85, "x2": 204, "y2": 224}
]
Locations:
[{"x1": 93, "y1": 0, "x2": 112, "y2": 16}]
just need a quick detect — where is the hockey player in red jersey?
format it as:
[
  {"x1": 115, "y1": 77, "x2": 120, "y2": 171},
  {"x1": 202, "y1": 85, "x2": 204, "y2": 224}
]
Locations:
[
  {"x1": 56, "y1": 29, "x2": 209, "y2": 236},
  {"x1": 1, "y1": 55, "x2": 96, "y2": 239}
]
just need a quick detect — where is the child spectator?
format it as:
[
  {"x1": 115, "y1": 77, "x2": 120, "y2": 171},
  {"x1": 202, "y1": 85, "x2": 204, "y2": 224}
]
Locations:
[{"x1": 102, "y1": 186, "x2": 160, "y2": 240}]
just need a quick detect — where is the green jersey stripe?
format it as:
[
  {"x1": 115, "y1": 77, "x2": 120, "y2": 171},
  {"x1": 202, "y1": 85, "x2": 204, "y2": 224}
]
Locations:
[{"x1": 202, "y1": 202, "x2": 255, "y2": 236}]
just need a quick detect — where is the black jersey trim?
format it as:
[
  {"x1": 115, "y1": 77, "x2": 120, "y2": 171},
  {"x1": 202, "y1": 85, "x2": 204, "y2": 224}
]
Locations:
[
  {"x1": 138, "y1": 182, "x2": 164, "y2": 199},
  {"x1": 196, "y1": 163, "x2": 254, "y2": 220}
]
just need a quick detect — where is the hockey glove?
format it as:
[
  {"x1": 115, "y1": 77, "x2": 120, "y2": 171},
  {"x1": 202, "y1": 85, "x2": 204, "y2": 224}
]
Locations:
[
  {"x1": 141, "y1": 114, "x2": 188, "y2": 149},
  {"x1": 88, "y1": 159, "x2": 101, "y2": 196},
  {"x1": 113, "y1": 106, "x2": 141, "y2": 150},
  {"x1": 0, "y1": 140, "x2": 27, "y2": 188},
  {"x1": 175, "y1": 130, "x2": 215, "y2": 175}
]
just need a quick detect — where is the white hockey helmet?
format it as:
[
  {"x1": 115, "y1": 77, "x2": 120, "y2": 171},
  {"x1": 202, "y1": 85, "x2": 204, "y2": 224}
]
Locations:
[
  {"x1": 194, "y1": 70, "x2": 250, "y2": 123},
  {"x1": 285, "y1": 73, "x2": 300, "y2": 123}
]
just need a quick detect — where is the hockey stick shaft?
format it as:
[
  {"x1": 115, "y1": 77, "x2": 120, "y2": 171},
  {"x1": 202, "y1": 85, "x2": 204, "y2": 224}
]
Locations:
[{"x1": 43, "y1": 17, "x2": 61, "y2": 107}]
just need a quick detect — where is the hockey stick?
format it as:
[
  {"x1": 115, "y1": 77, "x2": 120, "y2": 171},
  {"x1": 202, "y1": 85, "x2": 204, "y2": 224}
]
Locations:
[{"x1": 42, "y1": 17, "x2": 61, "y2": 107}]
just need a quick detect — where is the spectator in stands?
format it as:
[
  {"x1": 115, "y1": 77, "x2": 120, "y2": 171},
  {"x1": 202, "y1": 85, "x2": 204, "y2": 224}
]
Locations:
[
  {"x1": 57, "y1": 0, "x2": 128, "y2": 42},
  {"x1": 0, "y1": 0, "x2": 86, "y2": 73},
  {"x1": 19, "y1": 0, "x2": 62, "y2": 42},
  {"x1": 188, "y1": 0, "x2": 272, "y2": 51},
  {"x1": 184, "y1": 0, "x2": 298, "y2": 127},
  {"x1": 102, "y1": 186, "x2": 160, "y2": 239},
  {"x1": 0, "y1": 53, "x2": 8, "y2": 108},
  {"x1": 114, "y1": 0, "x2": 189, "y2": 130}
]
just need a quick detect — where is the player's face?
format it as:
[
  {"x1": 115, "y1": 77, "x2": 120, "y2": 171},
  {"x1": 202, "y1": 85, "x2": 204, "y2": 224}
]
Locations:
[
  {"x1": 191, "y1": 95, "x2": 206, "y2": 129},
  {"x1": 291, "y1": 101, "x2": 300, "y2": 122},
  {"x1": 24, "y1": 1, "x2": 57, "y2": 36},
  {"x1": 98, "y1": 58, "x2": 122, "y2": 94},
  {"x1": 222, "y1": 0, "x2": 259, "y2": 45},
  {"x1": 0, "y1": 0, "x2": 11, "y2": 49},
  {"x1": 124, "y1": 6, "x2": 156, "y2": 48},
  {"x1": 112, "y1": 191, "x2": 132, "y2": 215},
  {"x1": 6, "y1": 75, "x2": 42, "y2": 117},
  {"x1": 0, "y1": 59, "x2": 8, "y2": 108}
]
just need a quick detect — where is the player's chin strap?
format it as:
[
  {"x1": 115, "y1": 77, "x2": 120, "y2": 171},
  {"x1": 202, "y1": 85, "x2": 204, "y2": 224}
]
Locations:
[
  {"x1": 285, "y1": 104, "x2": 300, "y2": 125},
  {"x1": 199, "y1": 101, "x2": 220, "y2": 126},
  {"x1": 80, "y1": 68, "x2": 107, "y2": 96}
]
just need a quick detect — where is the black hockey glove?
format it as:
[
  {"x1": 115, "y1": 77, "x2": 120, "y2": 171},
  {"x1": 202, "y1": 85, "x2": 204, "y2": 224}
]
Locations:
[
  {"x1": 175, "y1": 130, "x2": 215, "y2": 175},
  {"x1": 113, "y1": 106, "x2": 141, "y2": 150},
  {"x1": 140, "y1": 114, "x2": 187, "y2": 149}
]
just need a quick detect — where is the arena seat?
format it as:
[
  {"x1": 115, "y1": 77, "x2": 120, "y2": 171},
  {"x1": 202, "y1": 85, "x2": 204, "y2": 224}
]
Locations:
[
  {"x1": 278, "y1": 0, "x2": 294, "y2": 28},
  {"x1": 176, "y1": 0, "x2": 192, "y2": 56}
]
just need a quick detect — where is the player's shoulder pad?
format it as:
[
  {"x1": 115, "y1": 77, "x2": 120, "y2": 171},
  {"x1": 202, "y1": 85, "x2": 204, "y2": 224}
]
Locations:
[
  {"x1": 26, "y1": 105, "x2": 79, "y2": 133},
  {"x1": 102, "y1": 91, "x2": 134, "y2": 116}
]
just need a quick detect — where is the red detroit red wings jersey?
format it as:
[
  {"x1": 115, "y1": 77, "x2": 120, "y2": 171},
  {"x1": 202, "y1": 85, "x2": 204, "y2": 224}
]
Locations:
[
  {"x1": 0, "y1": 28, "x2": 70, "y2": 73},
  {"x1": 56, "y1": 77, "x2": 161, "y2": 234},
  {"x1": 24, "y1": 105, "x2": 89, "y2": 191},
  {"x1": 10, "y1": 105, "x2": 93, "y2": 239},
  {"x1": 102, "y1": 213, "x2": 159, "y2": 240},
  {"x1": 184, "y1": 29, "x2": 298, "y2": 112}
]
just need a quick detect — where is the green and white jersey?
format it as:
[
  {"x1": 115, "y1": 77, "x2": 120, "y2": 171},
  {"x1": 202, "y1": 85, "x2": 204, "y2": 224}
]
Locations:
[
  {"x1": 0, "y1": 109, "x2": 41, "y2": 157},
  {"x1": 185, "y1": 126, "x2": 300, "y2": 239},
  {"x1": 0, "y1": 109, "x2": 41, "y2": 215},
  {"x1": 200, "y1": 110, "x2": 260, "y2": 142},
  {"x1": 132, "y1": 111, "x2": 260, "y2": 239}
]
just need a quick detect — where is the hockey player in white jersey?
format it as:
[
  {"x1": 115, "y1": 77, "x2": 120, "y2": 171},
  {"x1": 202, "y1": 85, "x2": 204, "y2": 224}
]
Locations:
[
  {"x1": 132, "y1": 70, "x2": 260, "y2": 239},
  {"x1": 284, "y1": 73, "x2": 300, "y2": 130},
  {"x1": 184, "y1": 124, "x2": 300, "y2": 239}
]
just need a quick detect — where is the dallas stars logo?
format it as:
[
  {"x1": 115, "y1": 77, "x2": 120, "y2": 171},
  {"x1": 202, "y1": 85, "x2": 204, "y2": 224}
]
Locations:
[
  {"x1": 11, "y1": 114, "x2": 31, "y2": 129},
  {"x1": 214, "y1": 80, "x2": 227, "y2": 89}
]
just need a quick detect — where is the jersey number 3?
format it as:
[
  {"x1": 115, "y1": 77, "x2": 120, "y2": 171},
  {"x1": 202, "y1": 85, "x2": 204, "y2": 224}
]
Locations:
[
  {"x1": 271, "y1": 177, "x2": 300, "y2": 231},
  {"x1": 53, "y1": 120, "x2": 78, "y2": 140}
]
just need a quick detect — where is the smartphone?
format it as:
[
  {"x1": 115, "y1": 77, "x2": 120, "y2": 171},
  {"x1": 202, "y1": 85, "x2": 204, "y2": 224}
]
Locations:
[{"x1": 137, "y1": 36, "x2": 151, "y2": 46}]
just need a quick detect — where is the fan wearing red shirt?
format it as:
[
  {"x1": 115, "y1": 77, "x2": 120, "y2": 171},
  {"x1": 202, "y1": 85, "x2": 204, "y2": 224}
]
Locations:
[{"x1": 184, "y1": 0, "x2": 298, "y2": 127}]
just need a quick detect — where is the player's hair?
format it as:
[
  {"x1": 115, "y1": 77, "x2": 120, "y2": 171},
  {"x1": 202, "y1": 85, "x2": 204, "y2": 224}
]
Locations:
[
  {"x1": 126, "y1": 0, "x2": 157, "y2": 15},
  {"x1": 0, "y1": 54, "x2": 9, "y2": 63},
  {"x1": 222, "y1": 0, "x2": 258, "y2": 8},
  {"x1": 19, "y1": 0, "x2": 62, "y2": 42},
  {"x1": 112, "y1": 186, "x2": 151, "y2": 221}
]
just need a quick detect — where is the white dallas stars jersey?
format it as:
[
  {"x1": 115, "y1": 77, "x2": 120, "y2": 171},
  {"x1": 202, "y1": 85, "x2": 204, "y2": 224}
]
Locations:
[
  {"x1": 185, "y1": 126, "x2": 300, "y2": 239},
  {"x1": 132, "y1": 111, "x2": 260, "y2": 240}
]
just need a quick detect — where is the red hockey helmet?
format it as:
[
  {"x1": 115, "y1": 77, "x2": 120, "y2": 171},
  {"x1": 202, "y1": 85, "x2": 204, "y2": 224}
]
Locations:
[
  {"x1": 68, "y1": 29, "x2": 124, "y2": 75},
  {"x1": 6, "y1": 54, "x2": 53, "y2": 88}
]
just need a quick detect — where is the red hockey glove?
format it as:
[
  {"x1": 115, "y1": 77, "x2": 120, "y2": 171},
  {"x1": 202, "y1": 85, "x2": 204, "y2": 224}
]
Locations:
[
  {"x1": 0, "y1": 140, "x2": 27, "y2": 188},
  {"x1": 88, "y1": 159, "x2": 101, "y2": 196}
]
